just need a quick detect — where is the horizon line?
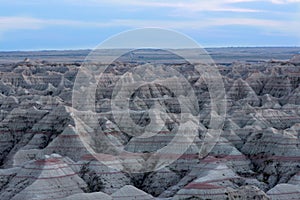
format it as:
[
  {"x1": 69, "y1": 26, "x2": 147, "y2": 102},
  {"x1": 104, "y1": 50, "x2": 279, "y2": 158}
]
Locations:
[{"x1": 1, "y1": 46, "x2": 300, "y2": 53}]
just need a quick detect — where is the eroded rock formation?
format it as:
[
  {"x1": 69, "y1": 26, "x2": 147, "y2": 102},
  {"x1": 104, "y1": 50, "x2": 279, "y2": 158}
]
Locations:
[{"x1": 0, "y1": 54, "x2": 299, "y2": 199}]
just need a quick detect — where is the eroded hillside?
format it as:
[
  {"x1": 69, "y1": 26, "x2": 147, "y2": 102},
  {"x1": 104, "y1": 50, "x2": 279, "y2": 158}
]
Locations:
[{"x1": 0, "y1": 53, "x2": 299, "y2": 199}]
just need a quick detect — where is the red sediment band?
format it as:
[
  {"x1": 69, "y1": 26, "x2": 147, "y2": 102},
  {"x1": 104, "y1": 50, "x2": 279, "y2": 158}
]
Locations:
[
  {"x1": 34, "y1": 158, "x2": 63, "y2": 165},
  {"x1": 185, "y1": 182, "x2": 224, "y2": 190}
]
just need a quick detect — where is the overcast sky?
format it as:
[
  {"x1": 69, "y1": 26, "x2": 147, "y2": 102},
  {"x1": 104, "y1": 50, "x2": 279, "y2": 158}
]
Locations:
[{"x1": 0, "y1": 0, "x2": 300, "y2": 50}]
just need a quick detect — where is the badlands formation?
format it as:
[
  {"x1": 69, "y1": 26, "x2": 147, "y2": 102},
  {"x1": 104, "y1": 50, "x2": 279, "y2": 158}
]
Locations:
[{"x1": 0, "y1": 50, "x2": 299, "y2": 199}]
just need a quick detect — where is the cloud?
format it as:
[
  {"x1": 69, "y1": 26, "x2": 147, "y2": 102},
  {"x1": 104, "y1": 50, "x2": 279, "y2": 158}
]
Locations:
[
  {"x1": 1, "y1": 1, "x2": 299, "y2": 49},
  {"x1": 112, "y1": 18, "x2": 287, "y2": 30},
  {"x1": 0, "y1": 0, "x2": 299, "y2": 40},
  {"x1": 0, "y1": 16, "x2": 115, "y2": 32},
  {"x1": 270, "y1": 0, "x2": 300, "y2": 3},
  {"x1": 62, "y1": 0, "x2": 300, "y2": 12},
  {"x1": 0, "y1": 17, "x2": 42, "y2": 31},
  {"x1": 60, "y1": 0, "x2": 264, "y2": 12},
  {"x1": 5, "y1": 0, "x2": 299, "y2": 13},
  {"x1": 1, "y1": 16, "x2": 298, "y2": 34}
]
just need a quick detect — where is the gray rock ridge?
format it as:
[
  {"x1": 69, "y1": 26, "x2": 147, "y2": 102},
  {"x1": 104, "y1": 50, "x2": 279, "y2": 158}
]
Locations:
[{"x1": 0, "y1": 56, "x2": 299, "y2": 199}]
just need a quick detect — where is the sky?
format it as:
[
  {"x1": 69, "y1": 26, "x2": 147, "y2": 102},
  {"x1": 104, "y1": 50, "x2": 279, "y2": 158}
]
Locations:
[{"x1": 0, "y1": 0, "x2": 300, "y2": 51}]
